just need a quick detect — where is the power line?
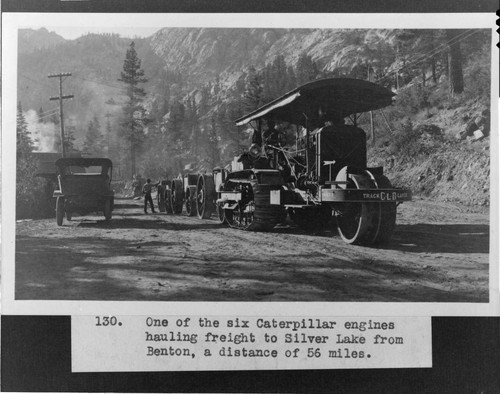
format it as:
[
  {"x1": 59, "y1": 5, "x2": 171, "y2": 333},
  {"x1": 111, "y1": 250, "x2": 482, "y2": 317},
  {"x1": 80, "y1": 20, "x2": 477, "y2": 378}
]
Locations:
[
  {"x1": 375, "y1": 30, "x2": 471, "y2": 85},
  {"x1": 19, "y1": 73, "x2": 57, "y2": 90},
  {"x1": 36, "y1": 109, "x2": 61, "y2": 120},
  {"x1": 379, "y1": 29, "x2": 476, "y2": 81},
  {"x1": 72, "y1": 75, "x2": 123, "y2": 91},
  {"x1": 36, "y1": 106, "x2": 61, "y2": 116},
  {"x1": 376, "y1": 29, "x2": 480, "y2": 86}
]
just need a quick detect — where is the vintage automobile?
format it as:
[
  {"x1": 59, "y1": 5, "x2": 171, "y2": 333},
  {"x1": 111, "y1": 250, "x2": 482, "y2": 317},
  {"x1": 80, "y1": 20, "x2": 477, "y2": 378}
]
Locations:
[{"x1": 53, "y1": 158, "x2": 114, "y2": 226}]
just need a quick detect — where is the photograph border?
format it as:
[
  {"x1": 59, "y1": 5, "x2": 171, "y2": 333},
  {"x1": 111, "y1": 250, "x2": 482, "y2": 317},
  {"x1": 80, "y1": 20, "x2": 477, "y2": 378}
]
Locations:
[{"x1": 2, "y1": 12, "x2": 499, "y2": 317}]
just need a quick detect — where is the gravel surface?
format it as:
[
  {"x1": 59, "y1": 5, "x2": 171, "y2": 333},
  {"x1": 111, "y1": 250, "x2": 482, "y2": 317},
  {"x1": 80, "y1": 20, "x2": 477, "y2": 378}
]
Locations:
[{"x1": 15, "y1": 196, "x2": 489, "y2": 302}]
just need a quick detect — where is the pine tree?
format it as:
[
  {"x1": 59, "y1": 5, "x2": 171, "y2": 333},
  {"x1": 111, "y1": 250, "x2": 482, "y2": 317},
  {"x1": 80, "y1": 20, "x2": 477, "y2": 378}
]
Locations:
[
  {"x1": 16, "y1": 102, "x2": 42, "y2": 218},
  {"x1": 446, "y1": 29, "x2": 464, "y2": 96},
  {"x1": 64, "y1": 124, "x2": 77, "y2": 153},
  {"x1": 261, "y1": 63, "x2": 274, "y2": 103},
  {"x1": 164, "y1": 100, "x2": 186, "y2": 174},
  {"x1": 105, "y1": 114, "x2": 113, "y2": 156},
  {"x1": 243, "y1": 66, "x2": 263, "y2": 112},
  {"x1": 295, "y1": 52, "x2": 318, "y2": 86},
  {"x1": 286, "y1": 65, "x2": 297, "y2": 91},
  {"x1": 186, "y1": 97, "x2": 202, "y2": 162},
  {"x1": 118, "y1": 41, "x2": 149, "y2": 176},
  {"x1": 17, "y1": 102, "x2": 34, "y2": 158},
  {"x1": 204, "y1": 118, "x2": 221, "y2": 169},
  {"x1": 83, "y1": 116, "x2": 104, "y2": 156},
  {"x1": 271, "y1": 55, "x2": 288, "y2": 97}
]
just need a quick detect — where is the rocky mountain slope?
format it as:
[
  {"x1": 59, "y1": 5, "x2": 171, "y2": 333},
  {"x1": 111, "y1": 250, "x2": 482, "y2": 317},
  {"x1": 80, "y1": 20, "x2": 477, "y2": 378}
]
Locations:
[
  {"x1": 18, "y1": 27, "x2": 66, "y2": 53},
  {"x1": 17, "y1": 27, "x2": 493, "y2": 207}
]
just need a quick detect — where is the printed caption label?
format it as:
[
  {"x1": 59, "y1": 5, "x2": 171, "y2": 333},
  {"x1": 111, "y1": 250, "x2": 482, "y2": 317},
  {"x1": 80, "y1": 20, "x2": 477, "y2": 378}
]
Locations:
[{"x1": 72, "y1": 315, "x2": 432, "y2": 372}]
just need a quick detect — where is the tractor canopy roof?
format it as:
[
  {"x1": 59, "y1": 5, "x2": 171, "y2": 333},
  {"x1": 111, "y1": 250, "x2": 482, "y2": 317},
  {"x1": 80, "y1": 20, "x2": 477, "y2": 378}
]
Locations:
[{"x1": 235, "y1": 78, "x2": 395, "y2": 128}]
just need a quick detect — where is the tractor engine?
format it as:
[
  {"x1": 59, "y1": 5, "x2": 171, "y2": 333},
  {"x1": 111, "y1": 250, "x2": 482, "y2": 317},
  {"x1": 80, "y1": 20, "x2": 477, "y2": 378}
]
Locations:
[{"x1": 315, "y1": 124, "x2": 367, "y2": 184}]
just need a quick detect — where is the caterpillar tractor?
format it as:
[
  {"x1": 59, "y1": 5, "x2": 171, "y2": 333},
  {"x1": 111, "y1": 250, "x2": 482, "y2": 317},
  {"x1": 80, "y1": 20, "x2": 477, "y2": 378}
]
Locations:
[{"x1": 162, "y1": 78, "x2": 412, "y2": 246}]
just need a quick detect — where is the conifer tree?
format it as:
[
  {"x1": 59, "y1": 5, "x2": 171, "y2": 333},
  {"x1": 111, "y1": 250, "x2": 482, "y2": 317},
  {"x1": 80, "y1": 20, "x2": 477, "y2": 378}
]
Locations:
[
  {"x1": 105, "y1": 114, "x2": 113, "y2": 156},
  {"x1": 286, "y1": 65, "x2": 297, "y2": 91},
  {"x1": 296, "y1": 52, "x2": 318, "y2": 86},
  {"x1": 63, "y1": 124, "x2": 77, "y2": 153},
  {"x1": 16, "y1": 101, "x2": 41, "y2": 218},
  {"x1": 243, "y1": 66, "x2": 263, "y2": 112},
  {"x1": 446, "y1": 29, "x2": 464, "y2": 96},
  {"x1": 204, "y1": 118, "x2": 221, "y2": 169},
  {"x1": 118, "y1": 41, "x2": 149, "y2": 176},
  {"x1": 83, "y1": 116, "x2": 104, "y2": 156},
  {"x1": 271, "y1": 55, "x2": 288, "y2": 97},
  {"x1": 17, "y1": 102, "x2": 34, "y2": 158}
]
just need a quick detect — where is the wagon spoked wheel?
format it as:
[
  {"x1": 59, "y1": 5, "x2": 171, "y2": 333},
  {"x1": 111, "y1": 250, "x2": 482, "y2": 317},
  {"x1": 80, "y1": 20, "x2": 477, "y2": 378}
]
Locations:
[
  {"x1": 171, "y1": 179, "x2": 184, "y2": 214},
  {"x1": 164, "y1": 188, "x2": 173, "y2": 214},
  {"x1": 196, "y1": 175, "x2": 215, "y2": 219},
  {"x1": 104, "y1": 199, "x2": 112, "y2": 221},
  {"x1": 185, "y1": 187, "x2": 196, "y2": 217},
  {"x1": 336, "y1": 174, "x2": 376, "y2": 245},
  {"x1": 157, "y1": 184, "x2": 166, "y2": 213},
  {"x1": 56, "y1": 197, "x2": 64, "y2": 226}
]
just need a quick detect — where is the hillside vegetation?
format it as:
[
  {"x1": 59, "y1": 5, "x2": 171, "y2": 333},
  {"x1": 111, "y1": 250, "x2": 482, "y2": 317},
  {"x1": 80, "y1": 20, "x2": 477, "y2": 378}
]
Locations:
[{"x1": 16, "y1": 27, "x2": 492, "y2": 218}]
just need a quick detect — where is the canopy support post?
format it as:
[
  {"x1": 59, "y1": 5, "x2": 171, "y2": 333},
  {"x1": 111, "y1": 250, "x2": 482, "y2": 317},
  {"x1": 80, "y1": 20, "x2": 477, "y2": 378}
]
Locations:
[{"x1": 303, "y1": 113, "x2": 310, "y2": 176}]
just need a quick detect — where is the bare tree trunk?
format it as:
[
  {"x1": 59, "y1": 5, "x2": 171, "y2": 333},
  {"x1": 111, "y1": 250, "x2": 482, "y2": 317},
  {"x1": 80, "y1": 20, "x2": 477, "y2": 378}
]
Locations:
[
  {"x1": 130, "y1": 141, "x2": 136, "y2": 178},
  {"x1": 447, "y1": 29, "x2": 464, "y2": 96}
]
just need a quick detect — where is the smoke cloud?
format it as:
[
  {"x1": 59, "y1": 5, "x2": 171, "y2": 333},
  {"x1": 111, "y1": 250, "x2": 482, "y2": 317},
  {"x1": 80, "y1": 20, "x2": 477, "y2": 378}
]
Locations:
[{"x1": 25, "y1": 109, "x2": 58, "y2": 152}]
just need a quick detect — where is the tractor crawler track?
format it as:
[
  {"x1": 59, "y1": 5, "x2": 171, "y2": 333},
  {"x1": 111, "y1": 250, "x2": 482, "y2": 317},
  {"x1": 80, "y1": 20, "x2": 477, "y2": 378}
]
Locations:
[{"x1": 225, "y1": 180, "x2": 285, "y2": 232}]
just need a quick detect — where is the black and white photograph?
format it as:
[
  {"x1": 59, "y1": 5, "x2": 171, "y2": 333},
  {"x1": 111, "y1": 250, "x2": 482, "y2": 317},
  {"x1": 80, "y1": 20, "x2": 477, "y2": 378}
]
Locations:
[
  {"x1": 8, "y1": 19, "x2": 496, "y2": 305},
  {"x1": 1, "y1": 3, "x2": 499, "y2": 393}
]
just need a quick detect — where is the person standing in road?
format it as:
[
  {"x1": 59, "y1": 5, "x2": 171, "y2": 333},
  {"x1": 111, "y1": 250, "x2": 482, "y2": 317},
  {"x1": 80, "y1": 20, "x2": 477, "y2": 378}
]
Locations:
[{"x1": 142, "y1": 178, "x2": 158, "y2": 214}]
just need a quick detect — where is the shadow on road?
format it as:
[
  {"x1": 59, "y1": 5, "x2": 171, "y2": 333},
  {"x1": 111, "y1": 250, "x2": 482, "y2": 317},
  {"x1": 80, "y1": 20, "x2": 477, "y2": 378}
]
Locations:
[
  {"x1": 386, "y1": 223, "x2": 489, "y2": 254},
  {"x1": 76, "y1": 217, "x2": 222, "y2": 231},
  {"x1": 15, "y1": 231, "x2": 488, "y2": 302},
  {"x1": 74, "y1": 218, "x2": 490, "y2": 254}
]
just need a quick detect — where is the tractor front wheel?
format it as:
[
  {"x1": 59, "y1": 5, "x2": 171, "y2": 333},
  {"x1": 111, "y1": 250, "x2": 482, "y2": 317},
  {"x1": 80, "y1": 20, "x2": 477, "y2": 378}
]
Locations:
[
  {"x1": 336, "y1": 172, "x2": 398, "y2": 246},
  {"x1": 336, "y1": 174, "x2": 376, "y2": 245}
]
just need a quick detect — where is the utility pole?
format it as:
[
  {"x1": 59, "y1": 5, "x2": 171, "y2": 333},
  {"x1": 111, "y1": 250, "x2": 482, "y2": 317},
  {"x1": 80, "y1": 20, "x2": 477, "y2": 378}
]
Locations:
[
  {"x1": 367, "y1": 67, "x2": 375, "y2": 145},
  {"x1": 48, "y1": 72, "x2": 73, "y2": 158}
]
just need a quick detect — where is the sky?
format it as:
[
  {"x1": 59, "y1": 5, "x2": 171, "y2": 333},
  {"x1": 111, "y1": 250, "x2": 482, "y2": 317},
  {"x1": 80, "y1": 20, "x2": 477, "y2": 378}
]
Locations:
[{"x1": 43, "y1": 26, "x2": 161, "y2": 40}]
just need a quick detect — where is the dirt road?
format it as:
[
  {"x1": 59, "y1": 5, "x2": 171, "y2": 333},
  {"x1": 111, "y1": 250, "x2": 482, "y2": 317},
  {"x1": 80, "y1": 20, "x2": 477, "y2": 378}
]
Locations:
[{"x1": 15, "y1": 197, "x2": 489, "y2": 302}]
